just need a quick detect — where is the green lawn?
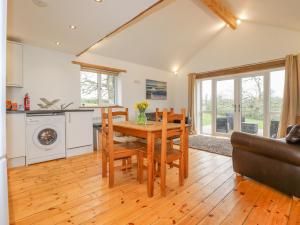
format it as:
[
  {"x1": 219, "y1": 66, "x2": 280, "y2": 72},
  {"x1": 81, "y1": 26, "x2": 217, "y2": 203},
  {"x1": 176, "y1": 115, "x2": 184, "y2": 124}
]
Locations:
[{"x1": 202, "y1": 112, "x2": 212, "y2": 126}]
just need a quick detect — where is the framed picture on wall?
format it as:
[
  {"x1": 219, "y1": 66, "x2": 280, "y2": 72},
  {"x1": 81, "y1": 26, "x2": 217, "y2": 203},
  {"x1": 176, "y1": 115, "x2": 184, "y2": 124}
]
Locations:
[{"x1": 146, "y1": 79, "x2": 167, "y2": 100}]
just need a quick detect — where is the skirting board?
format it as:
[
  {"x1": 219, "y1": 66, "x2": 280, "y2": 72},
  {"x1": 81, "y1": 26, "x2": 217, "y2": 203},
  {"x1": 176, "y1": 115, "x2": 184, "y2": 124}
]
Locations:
[
  {"x1": 26, "y1": 153, "x2": 66, "y2": 165},
  {"x1": 66, "y1": 145, "x2": 93, "y2": 158},
  {"x1": 8, "y1": 157, "x2": 25, "y2": 168}
]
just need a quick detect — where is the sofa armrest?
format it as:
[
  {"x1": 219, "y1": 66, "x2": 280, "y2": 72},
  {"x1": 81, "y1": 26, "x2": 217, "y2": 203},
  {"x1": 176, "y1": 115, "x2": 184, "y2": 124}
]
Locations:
[{"x1": 231, "y1": 132, "x2": 300, "y2": 167}]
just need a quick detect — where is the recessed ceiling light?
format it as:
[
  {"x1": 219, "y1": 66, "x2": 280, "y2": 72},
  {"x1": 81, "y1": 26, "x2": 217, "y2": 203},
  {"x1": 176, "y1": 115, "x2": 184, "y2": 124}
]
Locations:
[
  {"x1": 56, "y1": 41, "x2": 60, "y2": 46},
  {"x1": 95, "y1": 0, "x2": 103, "y2": 2},
  {"x1": 236, "y1": 19, "x2": 242, "y2": 25},
  {"x1": 172, "y1": 66, "x2": 179, "y2": 75},
  {"x1": 69, "y1": 25, "x2": 77, "y2": 30}
]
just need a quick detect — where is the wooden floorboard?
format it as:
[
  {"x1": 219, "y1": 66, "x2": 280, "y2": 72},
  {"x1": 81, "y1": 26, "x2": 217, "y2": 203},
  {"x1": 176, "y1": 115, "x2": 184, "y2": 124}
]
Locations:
[{"x1": 7, "y1": 149, "x2": 299, "y2": 225}]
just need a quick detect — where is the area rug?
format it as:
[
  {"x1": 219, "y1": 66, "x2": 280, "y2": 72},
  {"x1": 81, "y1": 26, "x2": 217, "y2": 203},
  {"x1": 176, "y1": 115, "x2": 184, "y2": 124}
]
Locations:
[{"x1": 175, "y1": 135, "x2": 233, "y2": 157}]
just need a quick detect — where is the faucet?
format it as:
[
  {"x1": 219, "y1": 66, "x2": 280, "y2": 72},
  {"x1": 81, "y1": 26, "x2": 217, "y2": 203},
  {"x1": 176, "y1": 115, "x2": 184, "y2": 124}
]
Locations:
[{"x1": 60, "y1": 102, "x2": 74, "y2": 110}]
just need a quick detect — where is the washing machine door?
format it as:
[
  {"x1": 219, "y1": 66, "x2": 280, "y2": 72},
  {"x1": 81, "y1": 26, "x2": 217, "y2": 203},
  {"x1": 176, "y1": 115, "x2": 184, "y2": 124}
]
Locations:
[{"x1": 33, "y1": 125, "x2": 61, "y2": 149}]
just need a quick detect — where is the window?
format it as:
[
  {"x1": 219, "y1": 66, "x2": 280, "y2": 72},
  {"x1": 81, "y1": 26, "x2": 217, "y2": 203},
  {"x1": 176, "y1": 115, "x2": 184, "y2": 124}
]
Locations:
[
  {"x1": 269, "y1": 70, "x2": 285, "y2": 138},
  {"x1": 80, "y1": 70, "x2": 118, "y2": 107},
  {"x1": 200, "y1": 80, "x2": 212, "y2": 134},
  {"x1": 196, "y1": 68, "x2": 285, "y2": 138}
]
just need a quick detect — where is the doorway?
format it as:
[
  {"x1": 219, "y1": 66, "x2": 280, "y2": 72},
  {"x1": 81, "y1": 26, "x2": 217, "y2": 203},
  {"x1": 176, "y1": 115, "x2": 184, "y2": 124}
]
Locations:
[{"x1": 196, "y1": 68, "x2": 285, "y2": 138}]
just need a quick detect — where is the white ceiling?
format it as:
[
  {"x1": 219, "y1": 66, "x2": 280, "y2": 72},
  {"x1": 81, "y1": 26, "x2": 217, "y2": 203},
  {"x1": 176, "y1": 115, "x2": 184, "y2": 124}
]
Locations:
[
  {"x1": 89, "y1": 0, "x2": 224, "y2": 72},
  {"x1": 227, "y1": 0, "x2": 300, "y2": 31},
  {"x1": 7, "y1": 0, "x2": 158, "y2": 54},
  {"x1": 88, "y1": 0, "x2": 300, "y2": 71},
  {"x1": 7, "y1": 0, "x2": 300, "y2": 72}
]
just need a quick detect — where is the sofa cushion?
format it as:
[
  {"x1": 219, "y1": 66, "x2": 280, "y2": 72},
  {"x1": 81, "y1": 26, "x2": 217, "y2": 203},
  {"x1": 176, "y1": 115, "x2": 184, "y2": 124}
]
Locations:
[{"x1": 286, "y1": 125, "x2": 300, "y2": 144}]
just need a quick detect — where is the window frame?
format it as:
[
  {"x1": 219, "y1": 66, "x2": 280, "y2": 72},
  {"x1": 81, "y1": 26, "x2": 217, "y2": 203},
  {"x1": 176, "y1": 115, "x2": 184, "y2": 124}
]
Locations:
[
  {"x1": 80, "y1": 70, "x2": 118, "y2": 107},
  {"x1": 196, "y1": 67, "x2": 285, "y2": 138}
]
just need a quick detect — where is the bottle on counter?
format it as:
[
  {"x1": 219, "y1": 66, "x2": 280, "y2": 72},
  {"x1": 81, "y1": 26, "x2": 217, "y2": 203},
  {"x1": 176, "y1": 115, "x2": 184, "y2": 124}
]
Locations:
[
  {"x1": 11, "y1": 103, "x2": 18, "y2": 111},
  {"x1": 24, "y1": 93, "x2": 30, "y2": 111},
  {"x1": 6, "y1": 100, "x2": 12, "y2": 110}
]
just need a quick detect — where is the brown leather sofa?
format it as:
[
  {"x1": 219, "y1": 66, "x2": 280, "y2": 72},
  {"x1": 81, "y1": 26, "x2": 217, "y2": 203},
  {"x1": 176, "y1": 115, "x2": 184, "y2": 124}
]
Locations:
[{"x1": 231, "y1": 130, "x2": 300, "y2": 198}]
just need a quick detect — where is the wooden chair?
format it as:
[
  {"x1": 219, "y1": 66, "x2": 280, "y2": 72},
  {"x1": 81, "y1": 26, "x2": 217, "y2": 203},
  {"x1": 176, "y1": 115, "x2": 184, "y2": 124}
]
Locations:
[
  {"x1": 156, "y1": 108, "x2": 186, "y2": 196},
  {"x1": 100, "y1": 108, "x2": 145, "y2": 187},
  {"x1": 137, "y1": 108, "x2": 186, "y2": 195},
  {"x1": 110, "y1": 108, "x2": 133, "y2": 171},
  {"x1": 155, "y1": 107, "x2": 174, "y2": 122},
  {"x1": 156, "y1": 107, "x2": 180, "y2": 149}
]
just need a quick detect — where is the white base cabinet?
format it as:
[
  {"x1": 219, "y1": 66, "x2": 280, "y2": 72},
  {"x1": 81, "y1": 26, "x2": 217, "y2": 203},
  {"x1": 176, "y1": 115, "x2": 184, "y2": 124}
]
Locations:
[
  {"x1": 6, "y1": 113, "x2": 26, "y2": 167},
  {"x1": 65, "y1": 111, "x2": 93, "y2": 155}
]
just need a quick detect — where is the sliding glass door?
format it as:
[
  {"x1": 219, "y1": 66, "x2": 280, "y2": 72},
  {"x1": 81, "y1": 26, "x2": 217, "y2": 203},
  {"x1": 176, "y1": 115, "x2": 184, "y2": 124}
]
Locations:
[
  {"x1": 201, "y1": 80, "x2": 213, "y2": 134},
  {"x1": 196, "y1": 68, "x2": 285, "y2": 138},
  {"x1": 269, "y1": 70, "x2": 285, "y2": 138},
  {"x1": 240, "y1": 75, "x2": 264, "y2": 136},
  {"x1": 216, "y1": 79, "x2": 235, "y2": 135}
]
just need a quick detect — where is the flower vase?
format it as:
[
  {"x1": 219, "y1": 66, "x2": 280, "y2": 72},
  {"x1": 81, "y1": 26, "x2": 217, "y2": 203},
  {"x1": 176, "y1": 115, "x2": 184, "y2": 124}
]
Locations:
[{"x1": 136, "y1": 111, "x2": 147, "y2": 125}]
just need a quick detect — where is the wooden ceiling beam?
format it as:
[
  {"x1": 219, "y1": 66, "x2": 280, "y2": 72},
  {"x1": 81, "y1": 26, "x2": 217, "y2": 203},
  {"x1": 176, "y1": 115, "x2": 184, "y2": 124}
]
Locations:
[{"x1": 201, "y1": 0, "x2": 237, "y2": 29}]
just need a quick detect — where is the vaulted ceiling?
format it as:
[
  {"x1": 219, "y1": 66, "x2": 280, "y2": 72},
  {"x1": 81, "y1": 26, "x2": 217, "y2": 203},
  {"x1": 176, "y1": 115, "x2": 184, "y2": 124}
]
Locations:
[
  {"x1": 227, "y1": 0, "x2": 300, "y2": 31},
  {"x1": 7, "y1": 0, "x2": 300, "y2": 72},
  {"x1": 88, "y1": 0, "x2": 224, "y2": 72},
  {"x1": 7, "y1": 0, "x2": 158, "y2": 54}
]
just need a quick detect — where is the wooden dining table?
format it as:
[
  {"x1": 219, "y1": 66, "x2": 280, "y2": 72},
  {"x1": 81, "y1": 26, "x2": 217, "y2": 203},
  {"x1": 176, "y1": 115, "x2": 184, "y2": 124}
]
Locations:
[{"x1": 113, "y1": 120, "x2": 189, "y2": 197}]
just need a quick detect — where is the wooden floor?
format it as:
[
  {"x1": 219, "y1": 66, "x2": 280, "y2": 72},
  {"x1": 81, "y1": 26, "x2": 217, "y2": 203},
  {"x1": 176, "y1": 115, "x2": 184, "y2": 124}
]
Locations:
[{"x1": 8, "y1": 149, "x2": 300, "y2": 225}]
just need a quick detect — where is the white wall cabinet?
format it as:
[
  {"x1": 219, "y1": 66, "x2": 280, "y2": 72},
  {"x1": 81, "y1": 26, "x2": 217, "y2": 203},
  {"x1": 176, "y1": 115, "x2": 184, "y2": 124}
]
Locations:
[
  {"x1": 65, "y1": 111, "x2": 93, "y2": 156},
  {"x1": 6, "y1": 113, "x2": 26, "y2": 167},
  {"x1": 6, "y1": 41, "x2": 23, "y2": 87}
]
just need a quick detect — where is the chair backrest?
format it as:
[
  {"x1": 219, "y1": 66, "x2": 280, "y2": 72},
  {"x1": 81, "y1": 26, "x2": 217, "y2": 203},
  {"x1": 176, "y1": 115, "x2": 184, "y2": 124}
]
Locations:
[
  {"x1": 111, "y1": 108, "x2": 129, "y2": 121},
  {"x1": 161, "y1": 108, "x2": 186, "y2": 155},
  {"x1": 155, "y1": 107, "x2": 174, "y2": 122},
  {"x1": 101, "y1": 108, "x2": 129, "y2": 150},
  {"x1": 101, "y1": 108, "x2": 114, "y2": 155}
]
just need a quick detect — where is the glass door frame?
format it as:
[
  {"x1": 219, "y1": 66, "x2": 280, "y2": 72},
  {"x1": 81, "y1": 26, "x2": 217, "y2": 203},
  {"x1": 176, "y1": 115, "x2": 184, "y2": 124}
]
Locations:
[
  {"x1": 238, "y1": 72, "x2": 269, "y2": 137},
  {"x1": 214, "y1": 76, "x2": 237, "y2": 137},
  {"x1": 196, "y1": 67, "x2": 284, "y2": 137}
]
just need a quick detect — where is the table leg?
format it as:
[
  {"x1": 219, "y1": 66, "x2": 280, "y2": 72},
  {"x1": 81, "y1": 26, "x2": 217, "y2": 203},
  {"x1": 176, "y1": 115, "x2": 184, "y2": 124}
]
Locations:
[
  {"x1": 184, "y1": 127, "x2": 189, "y2": 178},
  {"x1": 147, "y1": 132, "x2": 155, "y2": 197}
]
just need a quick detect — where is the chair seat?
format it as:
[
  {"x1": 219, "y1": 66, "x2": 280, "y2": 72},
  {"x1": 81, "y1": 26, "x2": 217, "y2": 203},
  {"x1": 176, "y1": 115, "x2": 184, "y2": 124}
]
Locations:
[
  {"x1": 137, "y1": 143, "x2": 180, "y2": 163},
  {"x1": 114, "y1": 136, "x2": 138, "y2": 143},
  {"x1": 104, "y1": 141, "x2": 146, "y2": 160},
  {"x1": 154, "y1": 148, "x2": 181, "y2": 163}
]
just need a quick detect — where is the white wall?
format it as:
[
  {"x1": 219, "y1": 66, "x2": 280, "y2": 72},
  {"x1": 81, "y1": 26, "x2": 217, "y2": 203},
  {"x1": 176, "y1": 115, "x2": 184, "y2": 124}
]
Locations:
[
  {"x1": 77, "y1": 52, "x2": 175, "y2": 119},
  {"x1": 6, "y1": 44, "x2": 80, "y2": 109},
  {"x1": 173, "y1": 22, "x2": 300, "y2": 111},
  {"x1": 6, "y1": 44, "x2": 176, "y2": 120}
]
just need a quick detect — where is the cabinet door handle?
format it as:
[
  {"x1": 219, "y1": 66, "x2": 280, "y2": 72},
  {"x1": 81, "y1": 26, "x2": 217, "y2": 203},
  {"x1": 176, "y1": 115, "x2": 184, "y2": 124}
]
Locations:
[{"x1": 69, "y1": 113, "x2": 71, "y2": 123}]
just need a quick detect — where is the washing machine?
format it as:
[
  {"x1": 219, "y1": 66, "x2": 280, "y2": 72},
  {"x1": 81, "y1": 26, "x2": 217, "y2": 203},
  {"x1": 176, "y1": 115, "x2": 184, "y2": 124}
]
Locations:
[{"x1": 26, "y1": 112, "x2": 66, "y2": 165}]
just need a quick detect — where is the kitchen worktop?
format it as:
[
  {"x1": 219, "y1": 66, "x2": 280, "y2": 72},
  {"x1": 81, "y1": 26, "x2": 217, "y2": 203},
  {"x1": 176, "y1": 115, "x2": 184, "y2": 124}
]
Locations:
[{"x1": 6, "y1": 109, "x2": 94, "y2": 114}]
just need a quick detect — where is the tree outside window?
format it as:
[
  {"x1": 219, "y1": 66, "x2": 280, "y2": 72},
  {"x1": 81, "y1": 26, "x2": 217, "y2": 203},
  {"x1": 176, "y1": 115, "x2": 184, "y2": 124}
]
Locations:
[{"x1": 80, "y1": 70, "x2": 117, "y2": 107}]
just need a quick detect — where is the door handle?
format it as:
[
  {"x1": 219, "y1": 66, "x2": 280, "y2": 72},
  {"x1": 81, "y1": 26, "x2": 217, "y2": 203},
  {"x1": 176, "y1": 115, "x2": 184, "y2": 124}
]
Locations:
[
  {"x1": 234, "y1": 104, "x2": 237, "y2": 112},
  {"x1": 238, "y1": 104, "x2": 241, "y2": 112},
  {"x1": 69, "y1": 113, "x2": 71, "y2": 123}
]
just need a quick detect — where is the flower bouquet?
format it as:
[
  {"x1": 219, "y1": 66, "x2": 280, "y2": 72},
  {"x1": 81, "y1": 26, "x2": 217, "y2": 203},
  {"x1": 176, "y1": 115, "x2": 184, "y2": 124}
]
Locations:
[{"x1": 135, "y1": 101, "x2": 149, "y2": 125}]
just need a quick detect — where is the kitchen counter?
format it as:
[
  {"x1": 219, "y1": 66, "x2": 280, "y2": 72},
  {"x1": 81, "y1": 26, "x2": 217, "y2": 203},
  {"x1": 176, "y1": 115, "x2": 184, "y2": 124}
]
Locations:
[{"x1": 6, "y1": 109, "x2": 94, "y2": 114}]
